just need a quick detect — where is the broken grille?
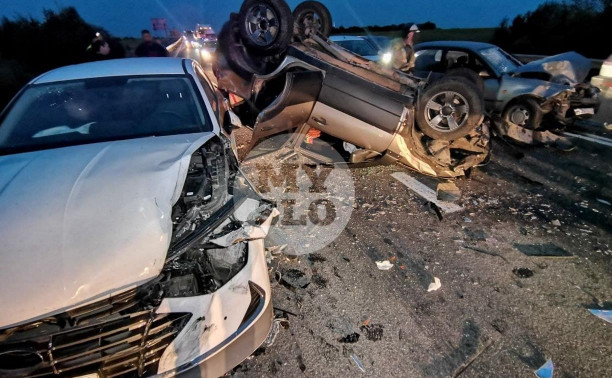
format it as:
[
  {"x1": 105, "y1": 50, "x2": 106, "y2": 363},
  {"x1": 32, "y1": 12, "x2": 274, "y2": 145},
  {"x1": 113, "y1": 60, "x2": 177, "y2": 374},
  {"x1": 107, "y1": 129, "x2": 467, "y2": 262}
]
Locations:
[{"x1": 0, "y1": 288, "x2": 191, "y2": 378}]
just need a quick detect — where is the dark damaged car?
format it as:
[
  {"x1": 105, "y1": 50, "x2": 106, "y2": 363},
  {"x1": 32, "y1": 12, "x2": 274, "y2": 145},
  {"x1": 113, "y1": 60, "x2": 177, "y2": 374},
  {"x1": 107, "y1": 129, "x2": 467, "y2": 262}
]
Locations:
[
  {"x1": 0, "y1": 58, "x2": 278, "y2": 377},
  {"x1": 214, "y1": 0, "x2": 491, "y2": 178},
  {"x1": 413, "y1": 42, "x2": 601, "y2": 137}
]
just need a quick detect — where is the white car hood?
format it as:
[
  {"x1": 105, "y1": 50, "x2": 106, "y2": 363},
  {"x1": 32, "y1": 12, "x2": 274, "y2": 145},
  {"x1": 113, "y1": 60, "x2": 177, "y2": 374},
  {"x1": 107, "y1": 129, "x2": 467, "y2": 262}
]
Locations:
[
  {"x1": 513, "y1": 51, "x2": 591, "y2": 85},
  {"x1": 0, "y1": 133, "x2": 215, "y2": 329}
]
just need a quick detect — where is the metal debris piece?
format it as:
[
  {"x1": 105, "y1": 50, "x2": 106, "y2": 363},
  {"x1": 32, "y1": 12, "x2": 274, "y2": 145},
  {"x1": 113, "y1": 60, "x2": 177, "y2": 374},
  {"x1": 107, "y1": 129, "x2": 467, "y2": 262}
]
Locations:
[
  {"x1": 588, "y1": 309, "x2": 612, "y2": 324},
  {"x1": 463, "y1": 228, "x2": 487, "y2": 242},
  {"x1": 597, "y1": 199, "x2": 611, "y2": 206},
  {"x1": 514, "y1": 243, "x2": 572, "y2": 258},
  {"x1": 427, "y1": 277, "x2": 442, "y2": 292},
  {"x1": 339, "y1": 333, "x2": 360, "y2": 343},
  {"x1": 437, "y1": 182, "x2": 462, "y2": 202},
  {"x1": 350, "y1": 354, "x2": 366, "y2": 373},
  {"x1": 279, "y1": 269, "x2": 310, "y2": 289},
  {"x1": 463, "y1": 245, "x2": 508, "y2": 262},
  {"x1": 376, "y1": 260, "x2": 394, "y2": 271},
  {"x1": 513, "y1": 268, "x2": 534, "y2": 278},
  {"x1": 535, "y1": 359, "x2": 554, "y2": 378},
  {"x1": 551, "y1": 220, "x2": 561, "y2": 227}
]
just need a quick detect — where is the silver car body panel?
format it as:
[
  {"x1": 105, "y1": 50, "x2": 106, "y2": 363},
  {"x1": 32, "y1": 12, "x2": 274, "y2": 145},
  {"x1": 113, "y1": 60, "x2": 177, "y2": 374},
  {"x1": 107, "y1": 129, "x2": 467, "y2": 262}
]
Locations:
[
  {"x1": 0, "y1": 132, "x2": 214, "y2": 328},
  {"x1": 512, "y1": 51, "x2": 592, "y2": 85}
]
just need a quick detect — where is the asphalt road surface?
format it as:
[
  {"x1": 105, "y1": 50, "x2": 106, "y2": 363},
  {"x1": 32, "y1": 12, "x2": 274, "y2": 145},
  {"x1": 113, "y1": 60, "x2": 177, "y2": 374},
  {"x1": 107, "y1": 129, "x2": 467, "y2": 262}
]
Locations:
[{"x1": 228, "y1": 124, "x2": 612, "y2": 377}]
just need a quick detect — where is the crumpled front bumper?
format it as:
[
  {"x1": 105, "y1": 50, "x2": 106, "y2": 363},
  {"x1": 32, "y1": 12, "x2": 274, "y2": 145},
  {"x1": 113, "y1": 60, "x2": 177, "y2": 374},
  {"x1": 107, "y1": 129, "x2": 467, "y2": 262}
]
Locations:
[{"x1": 155, "y1": 203, "x2": 278, "y2": 377}]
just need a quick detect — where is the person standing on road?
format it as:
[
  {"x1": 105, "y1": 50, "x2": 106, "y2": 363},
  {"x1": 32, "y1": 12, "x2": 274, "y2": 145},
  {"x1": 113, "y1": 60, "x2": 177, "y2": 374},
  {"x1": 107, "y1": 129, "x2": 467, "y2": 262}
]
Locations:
[
  {"x1": 135, "y1": 29, "x2": 169, "y2": 57},
  {"x1": 389, "y1": 24, "x2": 420, "y2": 72}
]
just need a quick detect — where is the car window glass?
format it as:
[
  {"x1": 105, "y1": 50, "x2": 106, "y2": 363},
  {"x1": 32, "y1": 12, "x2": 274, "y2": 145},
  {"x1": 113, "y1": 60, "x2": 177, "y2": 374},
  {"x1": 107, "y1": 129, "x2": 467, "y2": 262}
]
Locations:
[
  {"x1": 480, "y1": 47, "x2": 520, "y2": 74},
  {"x1": 0, "y1": 76, "x2": 210, "y2": 154},
  {"x1": 446, "y1": 50, "x2": 470, "y2": 70},
  {"x1": 414, "y1": 49, "x2": 443, "y2": 72}
]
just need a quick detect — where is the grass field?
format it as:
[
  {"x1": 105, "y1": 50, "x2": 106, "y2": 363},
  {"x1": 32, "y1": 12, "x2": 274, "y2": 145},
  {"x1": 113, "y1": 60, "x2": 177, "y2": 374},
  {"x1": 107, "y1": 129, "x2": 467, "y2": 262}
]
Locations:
[{"x1": 334, "y1": 27, "x2": 496, "y2": 43}]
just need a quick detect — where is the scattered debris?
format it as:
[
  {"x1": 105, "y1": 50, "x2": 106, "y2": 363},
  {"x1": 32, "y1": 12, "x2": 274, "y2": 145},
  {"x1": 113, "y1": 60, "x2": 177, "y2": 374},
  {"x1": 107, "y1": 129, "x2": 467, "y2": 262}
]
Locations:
[
  {"x1": 427, "y1": 201, "x2": 444, "y2": 221},
  {"x1": 463, "y1": 217, "x2": 472, "y2": 223},
  {"x1": 463, "y1": 245, "x2": 508, "y2": 262},
  {"x1": 339, "y1": 333, "x2": 360, "y2": 343},
  {"x1": 360, "y1": 324, "x2": 384, "y2": 341},
  {"x1": 392, "y1": 172, "x2": 464, "y2": 213},
  {"x1": 307, "y1": 253, "x2": 327, "y2": 263},
  {"x1": 279, "y1": 269, "x2": 310, "y2": 289},
  {"x1": 376, "y1": 260, "x2": 394, "y2": 271},
  {"x1": 463, "y1": 228, "x2": 487, "y2": 242},
  {"x1": 588, "y1": 309, "x2": 612, "y2": 323},
  {"x1": 428, "y1": 277, "x2": 442, "y2": 292},
  {"x1": 263, "y1": 318, "x2": 288, "y2": 347},
  {"x1": 514, "y1": 243, "x2": 573, "y2": 258},
  {"x1": 491, "y1": 319, "x2": 507, "y2": 334},
  {"x1": 551, "y1": 219, "x2": 561, "y2": 227},
  {"x1": 597, "y1": 198, "x2": 611, "y2": 206},
  {"x1": 535, "y1": 359, "x2": 554, "y2": 378},
  {"x1": 437, "y1": 182, "x2": 462, "y2": 202},
  {"x1": 350, "y1": 353, "x2": 366, "y2": 373},
  {"x1": 513, "y1": 268, "x2": 534, "y2": 278}
]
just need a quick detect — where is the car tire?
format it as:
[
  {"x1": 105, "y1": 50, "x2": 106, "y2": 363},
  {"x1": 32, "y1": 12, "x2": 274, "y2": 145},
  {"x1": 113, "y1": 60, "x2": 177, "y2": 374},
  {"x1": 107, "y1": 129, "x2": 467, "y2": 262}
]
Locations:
[
  {"x1": 293, "y1": 1, "x2": 333, "y2": 39},
  {"x1": 416, "y1": 77, "x2": 484, "y2": 141},
  {"x1": 238, "y1": 0, "x2": 293, "y2": 55},
  {"x1": 502, "y1": 98, "x2": 544, "y2": 130},
  {"x1": 218, "y1": 14, "x2": 269, "y2": 79},
  {"x1": 445, "y1": 67, "x2": 485, "y2": 94}
]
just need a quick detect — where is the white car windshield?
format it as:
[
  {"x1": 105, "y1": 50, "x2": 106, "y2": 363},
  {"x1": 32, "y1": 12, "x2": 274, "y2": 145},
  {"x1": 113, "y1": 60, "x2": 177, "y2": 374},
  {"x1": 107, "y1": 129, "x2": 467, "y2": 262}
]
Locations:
[
  {"x1": 0, "y1": 76, "x2": 210, "y2": 154},
  {"x1": 479, "y1": 47, "x2": 521, "y2": 74}
]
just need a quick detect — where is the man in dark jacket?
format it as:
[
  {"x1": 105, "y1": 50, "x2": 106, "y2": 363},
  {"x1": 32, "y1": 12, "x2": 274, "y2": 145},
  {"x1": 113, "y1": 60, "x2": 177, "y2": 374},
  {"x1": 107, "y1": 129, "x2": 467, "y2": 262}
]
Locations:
[{"x1": 135, "y1": 30, "x2": 168, "y2": 57}]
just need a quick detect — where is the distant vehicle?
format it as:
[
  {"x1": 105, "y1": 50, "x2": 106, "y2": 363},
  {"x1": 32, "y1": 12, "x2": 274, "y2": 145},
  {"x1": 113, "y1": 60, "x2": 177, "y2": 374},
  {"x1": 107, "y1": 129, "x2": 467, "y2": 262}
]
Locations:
[
  {"x1": 0, "y1": 58, "x2": 275, "y2": 377},
  {"x1": 414, "y1": 41, "x2": 600, "y2": 129},
  {"x1": 196, "y1": 24, "x2": 217, "y2": 42},
  {"x1": 184, "y1": 30, "x2": 216, "y2": 63},
  {"x1": 329, "y1": 35, "x2": 381, "y2": 61}
]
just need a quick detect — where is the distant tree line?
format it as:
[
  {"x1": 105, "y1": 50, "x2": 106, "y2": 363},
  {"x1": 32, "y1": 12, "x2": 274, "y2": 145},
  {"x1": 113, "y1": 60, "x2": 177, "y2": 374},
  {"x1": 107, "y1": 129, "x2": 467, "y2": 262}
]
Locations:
[
  {"x1": 332, "y1": 21, "x2": 436, "y2": 35},
  {"x1": 0, "y1": 7, "x2": 123, "y2": 109},
  {"x1": 492, "y1": 0, "x2": 611, "y2": 58}
]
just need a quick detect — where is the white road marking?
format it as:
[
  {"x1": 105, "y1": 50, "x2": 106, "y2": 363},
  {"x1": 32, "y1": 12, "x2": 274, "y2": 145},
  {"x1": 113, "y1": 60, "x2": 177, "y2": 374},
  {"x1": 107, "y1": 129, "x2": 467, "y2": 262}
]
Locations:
[
  {"x1": 391, "y1": 172, "x2": 464, "y2": 213},
  {"x1": 562, "y1": 131, "x2": 612, "y2": 148}
]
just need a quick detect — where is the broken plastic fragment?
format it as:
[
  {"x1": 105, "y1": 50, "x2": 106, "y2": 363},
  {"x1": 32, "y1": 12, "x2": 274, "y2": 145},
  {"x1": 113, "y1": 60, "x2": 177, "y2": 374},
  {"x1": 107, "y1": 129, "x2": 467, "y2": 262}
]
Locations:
[
  {"x1": 597, "y1": 199, "x2": 611, "y2": 206},
  {"x1": 588, "y1": 309, "x2": 612, "y2": 324},
  {"x1": 551, "y1": 219, "x2": 561, "y2": 227},
  {"x1": 535, "y1": 359, "x2": 554, "y2": 378},
  {"x1": 376, "y1": 260, "x2": 394, "y2": 271},
  {"x1": 350, "y1": 354, "x2": 366, "y2": 373},
  {"x1": 427, "y1": 277, "x2": 441, "y2": 292}
]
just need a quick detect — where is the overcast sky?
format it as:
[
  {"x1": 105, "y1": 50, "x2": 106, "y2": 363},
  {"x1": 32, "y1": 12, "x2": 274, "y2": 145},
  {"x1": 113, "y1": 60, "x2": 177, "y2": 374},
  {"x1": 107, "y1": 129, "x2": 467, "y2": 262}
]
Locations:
[{"x1": 1, "y1": 0, "x2": 551, "y2": 37}]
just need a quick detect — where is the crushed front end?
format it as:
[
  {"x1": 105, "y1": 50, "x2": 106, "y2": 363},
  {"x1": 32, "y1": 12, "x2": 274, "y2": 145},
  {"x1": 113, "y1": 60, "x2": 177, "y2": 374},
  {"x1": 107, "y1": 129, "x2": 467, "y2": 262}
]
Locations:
[{"x1": 0, "y1": 137, "x2": 277, "y2": 378}]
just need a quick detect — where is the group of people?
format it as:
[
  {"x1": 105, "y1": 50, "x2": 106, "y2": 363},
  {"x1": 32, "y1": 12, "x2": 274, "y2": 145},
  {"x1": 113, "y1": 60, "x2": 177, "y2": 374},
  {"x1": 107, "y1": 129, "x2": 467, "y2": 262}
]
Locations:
[{"x1": 87, "y1": 30, "x2": 168, "y2": 61}]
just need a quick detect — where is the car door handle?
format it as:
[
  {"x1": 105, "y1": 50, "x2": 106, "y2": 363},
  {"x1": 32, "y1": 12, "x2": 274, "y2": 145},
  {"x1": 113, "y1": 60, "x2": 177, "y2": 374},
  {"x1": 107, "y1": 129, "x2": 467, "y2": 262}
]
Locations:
[{"x1": 312, "y1": 116, "x2": 327, "y2": 126}]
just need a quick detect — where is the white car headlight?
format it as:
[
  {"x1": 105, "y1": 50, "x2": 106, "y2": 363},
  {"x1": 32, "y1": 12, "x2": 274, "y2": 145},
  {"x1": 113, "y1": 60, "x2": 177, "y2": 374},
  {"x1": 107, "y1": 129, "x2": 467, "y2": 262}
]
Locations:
[
  {"x1": 201, "y1": 49, "x2": 212, "y2": 61},
  {"x1": 381, "y1": 51, "x2": 393, "y2": 65}
]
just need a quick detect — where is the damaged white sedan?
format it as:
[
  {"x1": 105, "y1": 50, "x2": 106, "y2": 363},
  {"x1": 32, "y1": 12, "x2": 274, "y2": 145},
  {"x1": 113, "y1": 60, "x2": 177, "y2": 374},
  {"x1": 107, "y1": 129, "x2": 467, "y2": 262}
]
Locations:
[{"x1": 0, "y1": 58, "x2": 277, "y2": 377}]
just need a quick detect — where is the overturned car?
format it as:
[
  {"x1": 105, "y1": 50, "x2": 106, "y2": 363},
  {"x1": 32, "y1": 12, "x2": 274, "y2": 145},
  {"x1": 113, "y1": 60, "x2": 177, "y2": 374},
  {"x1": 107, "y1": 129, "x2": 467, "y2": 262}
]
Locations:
[
  {"x1": 0, "y1": 58, "x2": 277, "y2": 377},
  {"x1": 214, "y1": 0, "x2": 491, "y2": 178}
]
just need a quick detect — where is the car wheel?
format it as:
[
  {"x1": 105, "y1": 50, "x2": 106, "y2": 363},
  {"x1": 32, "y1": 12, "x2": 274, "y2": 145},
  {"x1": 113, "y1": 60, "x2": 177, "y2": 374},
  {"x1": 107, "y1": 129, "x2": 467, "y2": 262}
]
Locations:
[
  {"x1": 416, "y1": 77, "x2": 484, "y2": 141},
  {"x1": 238, "y1": 0, "x2": 293, "y2": 55},
  {"x1": 293, "y1": 1, "x2": 333, "y2": 39},
  {"x1": 445, "y1": 67, "x2": 485, "y2": 94},
  {"x1": 218, "y1": 14, "x2": 269, "y2": 79},
  {"x1": 502, "y1": 98, "x2": 543, "y2": 130}
]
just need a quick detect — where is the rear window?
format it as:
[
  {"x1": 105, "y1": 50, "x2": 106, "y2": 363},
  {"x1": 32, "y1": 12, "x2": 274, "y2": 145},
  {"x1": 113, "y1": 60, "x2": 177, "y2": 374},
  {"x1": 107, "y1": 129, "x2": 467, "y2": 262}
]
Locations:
[{"x1": 0, "y1": 75, "x2": 210, "y2": 154}]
